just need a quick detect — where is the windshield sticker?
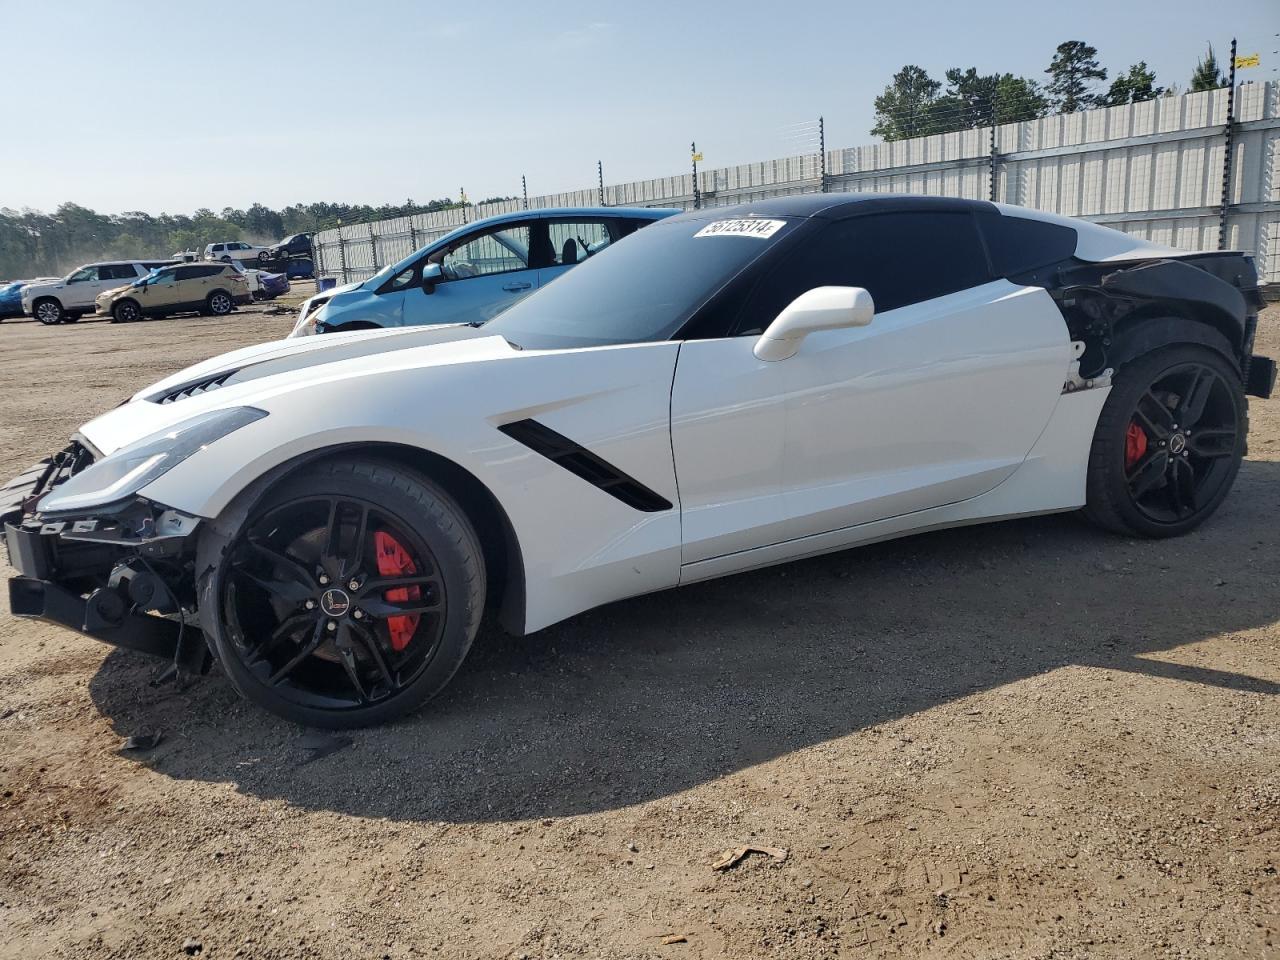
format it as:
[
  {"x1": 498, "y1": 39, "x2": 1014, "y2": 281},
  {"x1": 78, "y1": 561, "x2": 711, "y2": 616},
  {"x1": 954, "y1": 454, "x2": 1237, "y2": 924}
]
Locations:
[{"x1": 694, "y1": 218, "x2": 787, "y2": 240}]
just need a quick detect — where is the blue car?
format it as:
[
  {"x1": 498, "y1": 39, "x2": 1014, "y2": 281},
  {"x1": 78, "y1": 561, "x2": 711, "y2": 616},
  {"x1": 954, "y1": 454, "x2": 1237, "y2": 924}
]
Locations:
[
  {"x1": 290, "y1": 206, "x2": 678, "y2": 336},
  {"x1": 0, "y1": 277, "x2": 59, "y2": 320},
  {"x1": 285, "y1": 258, "x2": 314, "y2": 280}
]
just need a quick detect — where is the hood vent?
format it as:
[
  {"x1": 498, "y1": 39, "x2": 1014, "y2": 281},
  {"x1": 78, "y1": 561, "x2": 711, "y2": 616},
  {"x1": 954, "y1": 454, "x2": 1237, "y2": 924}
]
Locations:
[{"x1": 152, "y1": 369, "x2": 239, "y2": 404}]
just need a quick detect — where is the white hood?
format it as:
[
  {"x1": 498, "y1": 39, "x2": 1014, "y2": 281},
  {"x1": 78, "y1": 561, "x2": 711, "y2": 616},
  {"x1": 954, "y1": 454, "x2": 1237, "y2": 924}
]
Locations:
[
  {"x1": 84, "y1": 324, "x2": 493, "y2": 456},
  {"x1": 135, "y1": 323, "x2": 483, "y2": 400}
]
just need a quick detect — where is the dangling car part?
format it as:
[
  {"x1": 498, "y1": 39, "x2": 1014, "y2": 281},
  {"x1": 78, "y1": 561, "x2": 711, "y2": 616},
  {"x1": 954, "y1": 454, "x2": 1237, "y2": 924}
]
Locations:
[{"x1": 3, "y1": 194, "x2": 1272, "y2": 727}]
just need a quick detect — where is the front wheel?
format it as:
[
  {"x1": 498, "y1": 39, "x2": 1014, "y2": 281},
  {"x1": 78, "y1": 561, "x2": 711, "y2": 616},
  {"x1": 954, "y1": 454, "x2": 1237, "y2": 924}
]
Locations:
[
  {"x1": 207, "y1": 291, "x2": 234, "y2": 315},
  {"x1": 207, "y1": 459, "x2": 486, "y2": 727},
  {"x1": 1083, "y1": 343, "x2": 1246, "y2": 538},
  {"x1": 111, "y1": 299, "x2": 141, "y2": 323},
  {"x1": 33, "y1": 298, "x2": 64, "y2": 325}
]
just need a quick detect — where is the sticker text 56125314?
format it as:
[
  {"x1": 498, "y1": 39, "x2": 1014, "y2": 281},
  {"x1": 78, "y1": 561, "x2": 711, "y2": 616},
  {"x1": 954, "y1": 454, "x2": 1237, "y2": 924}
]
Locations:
[{"x1": 694, "y1": 219, "x2": 787, "y2": 240}]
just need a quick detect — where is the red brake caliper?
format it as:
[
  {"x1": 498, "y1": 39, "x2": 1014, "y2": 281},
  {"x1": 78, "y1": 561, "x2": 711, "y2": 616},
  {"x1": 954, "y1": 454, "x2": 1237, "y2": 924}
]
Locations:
[
  {"x1": 1124, "y1": 420, "x2": 1148, "y2": 471},
  {"x1": 374, "y1": 530, "x2": 421, "y2": 652}
]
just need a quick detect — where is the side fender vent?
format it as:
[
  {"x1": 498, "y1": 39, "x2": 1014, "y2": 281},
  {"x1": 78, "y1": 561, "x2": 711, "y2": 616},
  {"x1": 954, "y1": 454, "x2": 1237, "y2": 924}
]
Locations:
[{"x1": 498, "y1": 419, "x2": 673, "y2": 513}]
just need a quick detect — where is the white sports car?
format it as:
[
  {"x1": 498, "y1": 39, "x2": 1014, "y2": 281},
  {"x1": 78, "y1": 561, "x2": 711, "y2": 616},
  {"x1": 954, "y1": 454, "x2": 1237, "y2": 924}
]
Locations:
[{"x1": 3, "y1": 195, "x2": 1273, "y2": 727}]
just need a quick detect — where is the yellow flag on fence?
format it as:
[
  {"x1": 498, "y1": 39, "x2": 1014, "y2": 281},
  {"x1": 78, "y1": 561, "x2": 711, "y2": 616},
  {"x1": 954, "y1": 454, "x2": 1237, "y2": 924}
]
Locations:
[
  {"x1": 1234, "y1": 53, "x2": 1260, "y2": 69},
  {"x1": 691, "y1": 152, "x2": 704, "y2": 163}
]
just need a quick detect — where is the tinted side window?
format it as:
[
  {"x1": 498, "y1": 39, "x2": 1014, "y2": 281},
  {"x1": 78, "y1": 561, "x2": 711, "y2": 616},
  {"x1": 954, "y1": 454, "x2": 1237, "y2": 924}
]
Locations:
[
  {"x1": 980, "y1": 213, "x2": 1077, "y2": 275},
  {"x1": 546, "y1": 219, "x2": 612, "y2": 265},
  {"x1": 732, "y1": 212, "x2": 992, "y2": 334},
  {"x1": 174, "y1": 266, "x2": 204, "y2": 280},
  {"x1": 100, "y1": 264, "x2": 136, "y2": 280}
]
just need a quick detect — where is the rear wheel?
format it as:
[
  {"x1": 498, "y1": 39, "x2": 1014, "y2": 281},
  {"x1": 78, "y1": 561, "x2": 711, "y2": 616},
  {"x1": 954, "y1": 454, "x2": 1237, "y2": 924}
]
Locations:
[
  {"x1": 111, "y1": 299, "x2": 141, "y2": 323},
  {"x1": 208, "y1": 460, "x2": 486, "y2": 727},
  {"x1": 33, "y1": 298, "x2": 64, "y2": 325},
  {"x1": 207, "y1": 291, "x2": 234, "y2": 315},
  {"x1": 1083, "y1": 343, "x2": 1246, "y2": 538}
]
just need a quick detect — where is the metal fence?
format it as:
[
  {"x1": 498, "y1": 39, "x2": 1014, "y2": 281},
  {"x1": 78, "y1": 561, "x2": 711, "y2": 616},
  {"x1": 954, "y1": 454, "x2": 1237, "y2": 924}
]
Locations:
[{"x1": 314, "y1": 81, "x2": 1280, "y2": 286}]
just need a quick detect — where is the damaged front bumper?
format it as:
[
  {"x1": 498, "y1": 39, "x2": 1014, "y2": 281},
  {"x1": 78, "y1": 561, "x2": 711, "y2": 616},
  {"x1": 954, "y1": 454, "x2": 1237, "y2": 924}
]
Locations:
[{"x1": 3, "y1": 444, "x2": 210, "y2": 676}]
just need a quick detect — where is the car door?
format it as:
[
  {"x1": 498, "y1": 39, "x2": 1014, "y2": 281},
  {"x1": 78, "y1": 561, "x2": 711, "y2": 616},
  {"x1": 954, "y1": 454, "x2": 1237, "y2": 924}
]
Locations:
[
  {"x1": 169, "y1": 265, "x2": 208, "y2": 308},
  {"x1": 62, "y1": 265, "x2": 105, "y2": 309},
  {"x1": 671, "y1": 210, "x2": 1069, "y2": 564},
  {"x1": 401, "y1": 221, "x2": 537, "y2": 327},
  {"x1": 536, "y1": 217, "x2": 618, "y2": 288},
  {"x1": 142, "y1": 267, "x2": 183, "y2": 310}
]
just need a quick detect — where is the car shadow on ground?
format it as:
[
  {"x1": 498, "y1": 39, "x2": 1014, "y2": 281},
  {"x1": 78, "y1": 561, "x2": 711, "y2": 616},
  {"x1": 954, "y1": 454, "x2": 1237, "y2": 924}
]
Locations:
[{"x1": 87, "y1": 458, "x2": 1280, "y2": 823}]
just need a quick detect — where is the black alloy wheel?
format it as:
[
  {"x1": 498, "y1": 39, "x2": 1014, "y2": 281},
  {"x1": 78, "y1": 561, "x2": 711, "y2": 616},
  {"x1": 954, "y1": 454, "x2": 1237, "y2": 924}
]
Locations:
[
  {"x1": 208, "y1": 460, "x2": 485, "y2": 727},
  {"x1": 224, "y1": 495, "x2": 446, "y2": 713},
  {"x1": 1123, "y1": 361, "x2": 1239, "y2": 523},
  {"x1": 1084, "y1": 343, "x2": 1246, "y2": 538},
  {"x1": 112, "y1": 300, "x2": 141, "y2": 323}
]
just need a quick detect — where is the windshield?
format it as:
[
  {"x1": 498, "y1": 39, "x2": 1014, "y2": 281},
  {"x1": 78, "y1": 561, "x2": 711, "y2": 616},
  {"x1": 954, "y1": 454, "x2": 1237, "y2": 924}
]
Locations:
[{"x1": 482, "y1": 215, "x2": 798, "y2": 349}]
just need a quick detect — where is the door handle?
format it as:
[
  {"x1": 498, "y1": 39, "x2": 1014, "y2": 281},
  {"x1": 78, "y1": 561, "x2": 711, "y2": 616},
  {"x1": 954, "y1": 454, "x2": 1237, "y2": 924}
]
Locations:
[{"x1": 502, "y1": 281, "x2": 532, "y2": 292}]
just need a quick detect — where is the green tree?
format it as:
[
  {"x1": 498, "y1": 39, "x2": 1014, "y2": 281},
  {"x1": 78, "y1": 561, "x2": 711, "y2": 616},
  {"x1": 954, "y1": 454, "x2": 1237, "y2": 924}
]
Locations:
[
  {"x1": 1190, "y1": 44, "x2": 1225, "y2": 91},
  {"x1": 872, "y1": 65, "x2": 943, "y2": 141},
  {"x1": 994, "y1": 73, "x2": 1050, "y2": 123},
  {"x1": 1045, "y1": 41, "x2": 1108, "y2": 113},
  {"x1": 1105, "y1": 62, "x2": 1164, "y2": 105},
  {"x1": 933, "y1": 68, "x2": 1048, "y2": 131}
]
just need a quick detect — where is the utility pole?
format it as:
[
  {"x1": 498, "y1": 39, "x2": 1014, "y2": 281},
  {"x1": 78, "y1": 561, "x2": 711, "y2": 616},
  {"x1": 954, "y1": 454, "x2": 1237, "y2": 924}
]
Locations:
[
  {"x1": 522, "y1": 175, "x2": 528, "y2": 210},
  {"x1": 1218, "y1": 37, "x2": 1238, "y2": 250},
  {"x1": 989, "y1": 107, "x2": 999, "y2": 203},
  {"x1": 691, "y1": 141, "x2": 701, "y2": 209},
  {"x1": 818, "y1": 116, "x2": 827, "y2": 192},
  {"x1": 597, "y1": 160, "x2": 605, "y2": 206}
]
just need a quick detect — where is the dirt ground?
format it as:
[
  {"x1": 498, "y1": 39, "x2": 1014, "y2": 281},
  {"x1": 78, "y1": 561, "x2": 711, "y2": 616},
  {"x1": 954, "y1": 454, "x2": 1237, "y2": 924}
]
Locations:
[{"x1": 0, "y1": 297, "x2": 1277, "y2": 960}]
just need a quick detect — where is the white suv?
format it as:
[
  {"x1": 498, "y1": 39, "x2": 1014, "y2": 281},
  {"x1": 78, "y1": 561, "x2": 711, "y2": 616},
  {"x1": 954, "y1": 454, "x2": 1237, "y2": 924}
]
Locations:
[
  {"x1": 21, "y1": 260, "x2": 175, "y2": 325},
  {"x1": 204, "y1": 241, "x2": 269, "y2": 265}
]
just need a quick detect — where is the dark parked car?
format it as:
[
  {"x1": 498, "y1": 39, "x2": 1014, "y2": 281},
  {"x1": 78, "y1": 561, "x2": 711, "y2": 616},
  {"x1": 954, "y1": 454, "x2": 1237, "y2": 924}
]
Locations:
[
  {"x1": 284, "y1": 258, "x2": 314, "y2": 280},
  {"x1": 268, "y1": 233, "x2": 312, "y2": 261}
]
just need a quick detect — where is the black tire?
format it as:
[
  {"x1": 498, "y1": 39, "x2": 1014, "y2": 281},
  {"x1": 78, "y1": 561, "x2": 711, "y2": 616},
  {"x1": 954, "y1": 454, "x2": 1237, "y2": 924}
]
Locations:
[
  {"x1": 220, "y1": 255, "x2": 232, "y2": 263},
  {"x1": 64, "y1": 313, "x2": 81, "y2": 323},
  {"x1": 1083, "y1": 342, "x2": 1246, "y2": 538},
  {"x1": 207, "y1": 290, "x2": 234, "y2": 315},
  {"x1": 206, "y1": 459, "x2": 486, "y2": 728},
  {"x1": 32, "y1": 298, "x2": 64, "y2": 325},
  {"x1": 111, "y1": 299, "x2": 141, "y2": 324},
  {"x1": 258, "y1": 251, "x2": 270, "y2": 265}
]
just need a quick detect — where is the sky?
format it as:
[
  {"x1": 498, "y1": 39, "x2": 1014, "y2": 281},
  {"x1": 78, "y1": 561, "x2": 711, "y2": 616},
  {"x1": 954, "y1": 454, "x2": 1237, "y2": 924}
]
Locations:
[{"x1": 1, "y1": 0, "x2": 1275, "y2": 216}]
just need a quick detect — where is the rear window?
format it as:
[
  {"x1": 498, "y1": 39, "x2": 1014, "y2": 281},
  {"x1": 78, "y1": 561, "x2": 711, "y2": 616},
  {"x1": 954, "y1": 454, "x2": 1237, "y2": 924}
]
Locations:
[{"x1": 980, "y1": 213, "x2": 1077, "y2": 275}]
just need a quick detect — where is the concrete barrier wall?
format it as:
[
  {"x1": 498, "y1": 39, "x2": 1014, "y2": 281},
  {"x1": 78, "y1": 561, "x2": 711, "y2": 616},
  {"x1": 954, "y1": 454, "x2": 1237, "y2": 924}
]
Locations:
[{"x1": 314, "y1": 82, "x2": 1280, "y2": 286}]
